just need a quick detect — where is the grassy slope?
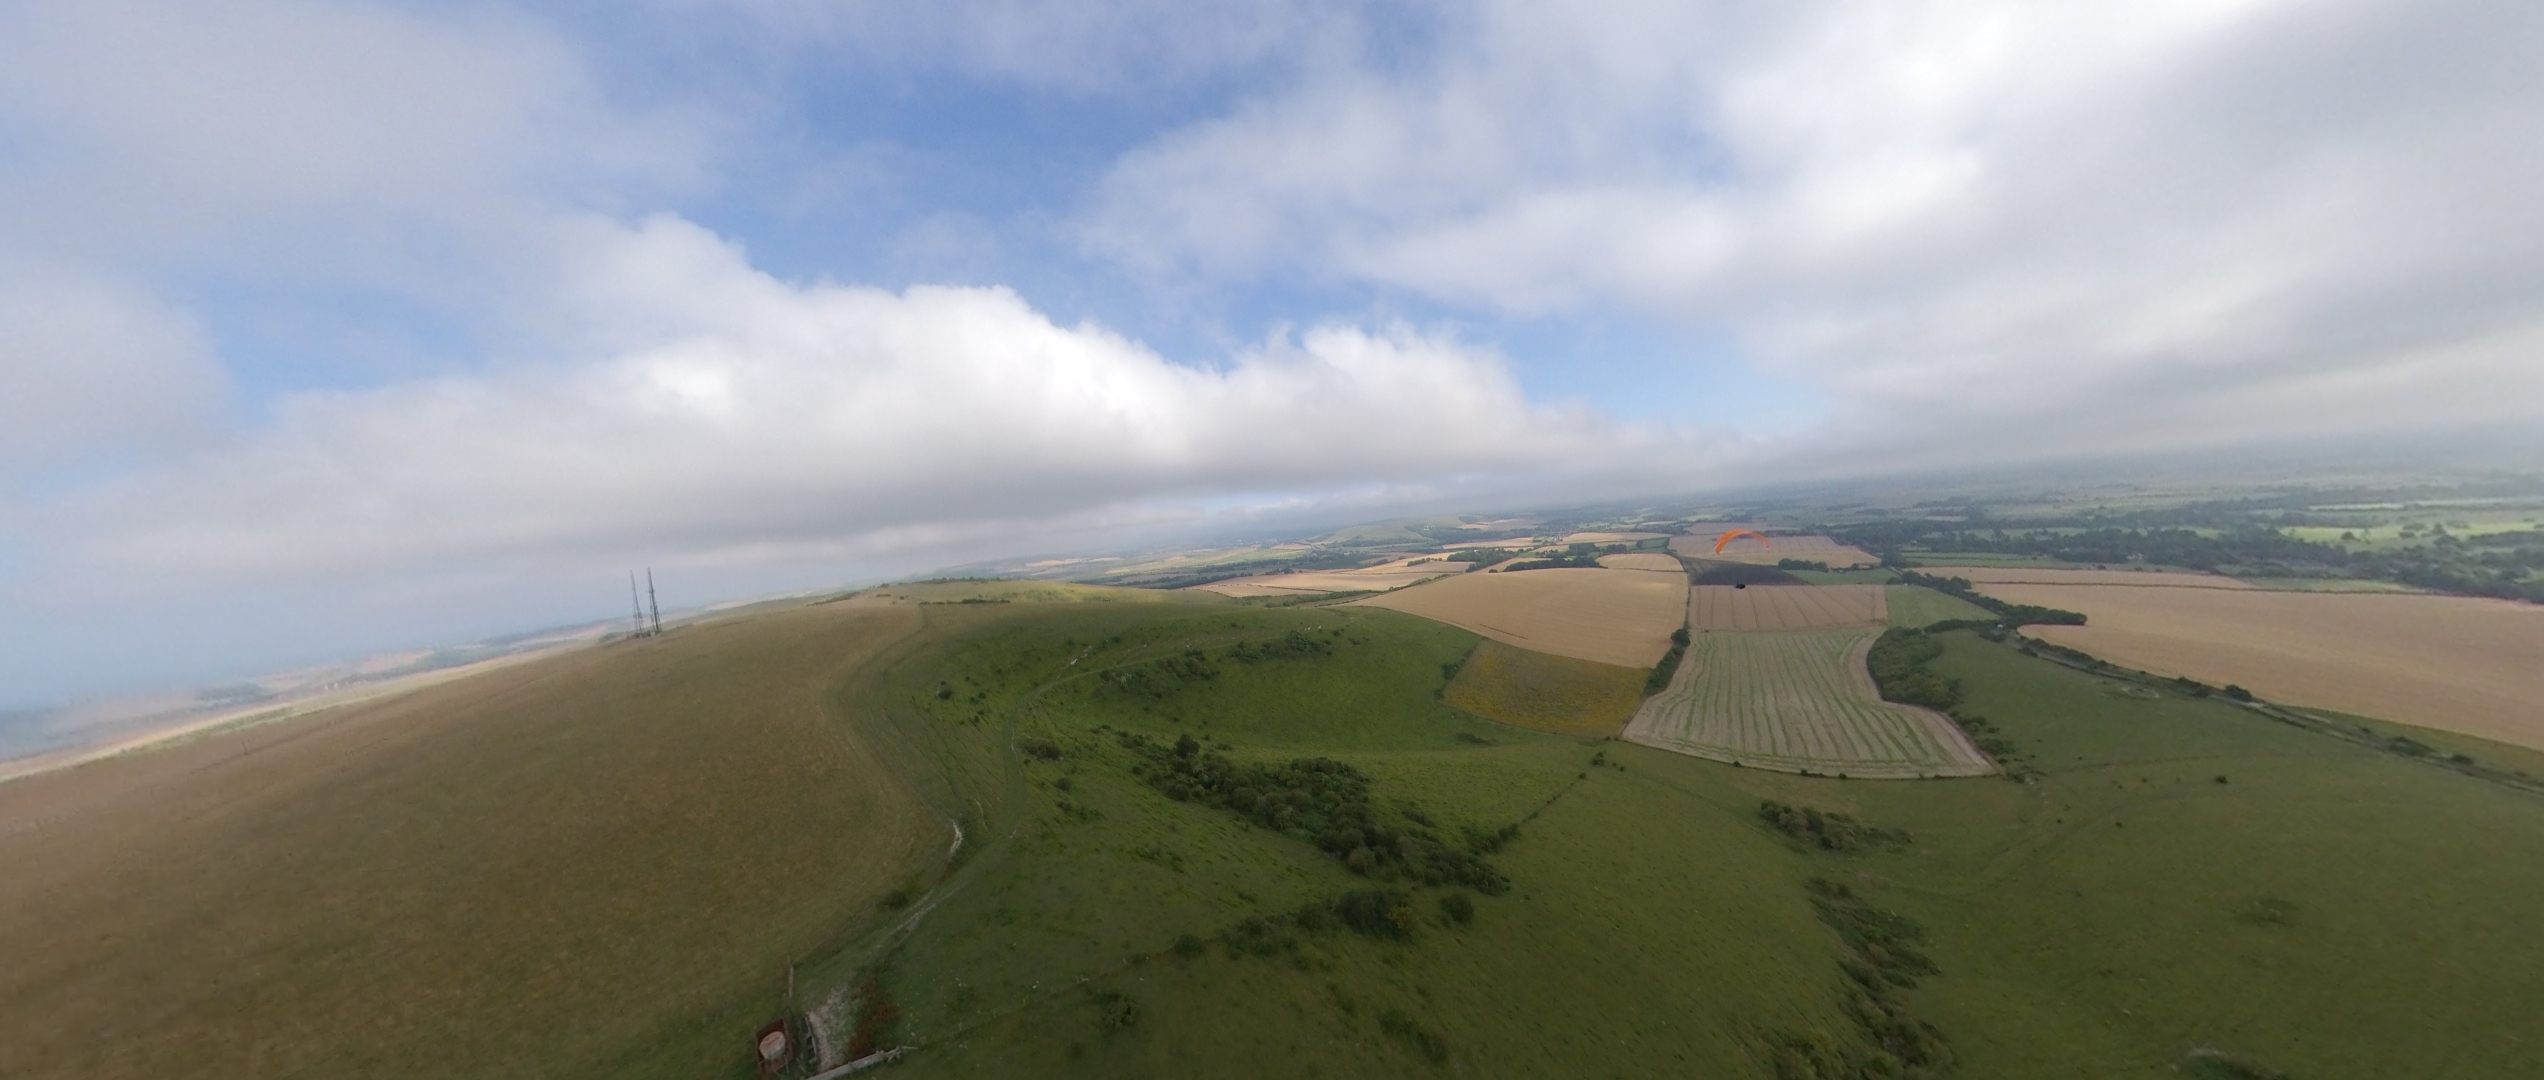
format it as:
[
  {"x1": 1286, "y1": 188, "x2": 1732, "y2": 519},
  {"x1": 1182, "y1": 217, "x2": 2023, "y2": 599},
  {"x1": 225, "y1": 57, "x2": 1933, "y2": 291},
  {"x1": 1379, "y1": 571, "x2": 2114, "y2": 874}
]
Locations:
[
  {"x1": 1840, "y1": 635, "x2": 2544, "y2": 1076},
  {"x1": 842, "y1": 602, "x2": 2544, "y2": 1080},
  {"x1": 0, "y1": 601, "x2": 945, "y2": 1080},
  {"x1": 1886, "y1": 584, "x2": 1994, "y2": 627},
  {"x1": 1441, "y1": 637, "x2": 1649, "y2": 735}
]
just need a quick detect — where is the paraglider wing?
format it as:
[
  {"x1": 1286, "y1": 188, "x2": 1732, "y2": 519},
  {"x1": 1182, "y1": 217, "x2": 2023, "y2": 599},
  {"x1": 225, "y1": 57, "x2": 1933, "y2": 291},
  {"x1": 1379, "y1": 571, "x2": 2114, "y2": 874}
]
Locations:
[{"x1": 1712, "y1": 529, "x2": 1771, "y2": 554}]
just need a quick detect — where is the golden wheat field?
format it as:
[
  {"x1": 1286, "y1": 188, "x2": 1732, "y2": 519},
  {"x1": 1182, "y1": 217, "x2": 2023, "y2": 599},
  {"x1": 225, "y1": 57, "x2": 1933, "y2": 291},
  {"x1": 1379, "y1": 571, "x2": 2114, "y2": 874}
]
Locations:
[
  {"x1": 1623, "y1": 628, "x2": 1993, "y2": 778},
  {"x1": 1349, "y1": 567, "x2": 1687, "y2": 667},
  {"x1": 1970, "y1": 582, "x2": 2544, "y2": 751},
  {"x1": 1595, "y1": 551, "x2": 1684, "y2": 572},
  {"x1": 1686, "y1": 584, "x2": 1888, "y2": 631}
]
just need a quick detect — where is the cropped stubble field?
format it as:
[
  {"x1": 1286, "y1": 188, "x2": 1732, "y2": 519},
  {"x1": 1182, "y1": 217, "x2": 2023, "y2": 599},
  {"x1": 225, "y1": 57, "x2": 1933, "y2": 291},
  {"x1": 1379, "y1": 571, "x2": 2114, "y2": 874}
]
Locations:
[
  {"x1": 1349, "y1": 566, "x2": 1686, "y2": 667},
  {"x1": 1688, "y1": 583, "x2": 1888, "y2": 630},
  {"x1": 1968, "y1": 581, "x2": 2544, "y2": 751},
  {"x1": 0, "y1": 599, "x2": 945, "y2": 1080},
  {"x1": 1669, "y1": 533, "x2": 1880, "y2": 567},
  {"x1": 1625, "y1": 629, "x2": 1994, "y2": 778}
]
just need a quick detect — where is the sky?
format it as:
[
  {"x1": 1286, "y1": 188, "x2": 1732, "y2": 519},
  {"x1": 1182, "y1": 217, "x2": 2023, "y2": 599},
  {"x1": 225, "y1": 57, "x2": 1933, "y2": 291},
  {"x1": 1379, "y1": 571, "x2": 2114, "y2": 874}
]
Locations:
[{"x1": 4, "y1": 0, "x2": 2543, "y2": 706}]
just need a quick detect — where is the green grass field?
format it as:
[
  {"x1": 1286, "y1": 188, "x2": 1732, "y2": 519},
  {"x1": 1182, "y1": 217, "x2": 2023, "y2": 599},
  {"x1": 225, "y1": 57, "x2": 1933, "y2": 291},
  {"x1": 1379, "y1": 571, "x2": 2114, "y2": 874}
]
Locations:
[
  {"x1": 20, "y1": 584, "x2": 2544, "y2": 1079},
  {"x1": 793, "y1": 595, "x2": 2544, "y2": 1079},
  {"x1": 1886, "y1": 584, "x2": 1994, "y2": 627}
]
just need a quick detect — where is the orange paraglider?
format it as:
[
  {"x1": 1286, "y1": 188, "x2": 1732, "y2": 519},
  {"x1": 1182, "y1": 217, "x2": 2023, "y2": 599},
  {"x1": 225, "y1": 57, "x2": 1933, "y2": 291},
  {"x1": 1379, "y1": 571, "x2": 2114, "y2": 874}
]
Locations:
[{"x1": 1713, "y1": 529, "x2": 1771, "y2": 554}]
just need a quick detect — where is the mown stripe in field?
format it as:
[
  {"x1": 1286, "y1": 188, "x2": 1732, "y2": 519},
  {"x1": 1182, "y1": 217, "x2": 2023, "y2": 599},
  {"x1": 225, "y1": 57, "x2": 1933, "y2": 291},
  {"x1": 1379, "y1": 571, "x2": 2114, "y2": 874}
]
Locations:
[{"x1": 1623, "y1": 628, "x2": 1993, "y2": 779}]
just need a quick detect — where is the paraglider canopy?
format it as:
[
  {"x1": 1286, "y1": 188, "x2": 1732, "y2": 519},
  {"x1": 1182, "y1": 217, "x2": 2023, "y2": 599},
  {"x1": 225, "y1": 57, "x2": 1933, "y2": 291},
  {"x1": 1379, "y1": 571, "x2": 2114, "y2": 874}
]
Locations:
[{"x1": 1713, "y1": 529, "x2": 1771, "y2": 554}]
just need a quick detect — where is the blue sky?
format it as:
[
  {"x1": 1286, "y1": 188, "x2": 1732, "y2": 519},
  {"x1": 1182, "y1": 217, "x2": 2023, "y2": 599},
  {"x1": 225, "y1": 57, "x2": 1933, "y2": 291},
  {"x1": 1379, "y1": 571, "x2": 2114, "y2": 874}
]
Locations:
[{"x1": 4, "y1": 0, "x2": 2543, "y2": 706}]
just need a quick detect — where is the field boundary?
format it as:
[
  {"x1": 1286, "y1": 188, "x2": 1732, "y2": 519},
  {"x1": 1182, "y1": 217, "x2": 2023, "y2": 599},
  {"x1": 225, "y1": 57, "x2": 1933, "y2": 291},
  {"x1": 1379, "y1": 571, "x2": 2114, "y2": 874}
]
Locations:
[{"x1": 2001, "y1": 632, "x2": 2544, "y2": 800}]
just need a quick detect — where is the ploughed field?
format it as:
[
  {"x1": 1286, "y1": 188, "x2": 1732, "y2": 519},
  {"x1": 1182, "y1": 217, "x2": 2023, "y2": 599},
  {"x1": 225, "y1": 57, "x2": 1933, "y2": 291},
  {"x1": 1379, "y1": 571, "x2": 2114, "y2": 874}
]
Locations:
[
  {"x1": 1964, "y1": 580, "x2": 2544, "y2": 751},
  {"x1": 1349, "y1": 565, "x2": 1686, "y2": 667},
  {"x1": 1688, "y1": 583, "x2": 1888, "y2": 630},
  {"x1": 1625, "y1": 628, "x2": 1995, "y2": 778}
]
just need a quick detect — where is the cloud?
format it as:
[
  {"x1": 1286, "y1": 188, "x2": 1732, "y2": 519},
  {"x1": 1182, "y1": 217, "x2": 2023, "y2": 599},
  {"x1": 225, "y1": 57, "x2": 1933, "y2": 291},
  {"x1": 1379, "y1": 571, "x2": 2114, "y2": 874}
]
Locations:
[
  {"x1": 0, "y1": 270, "x2": 228, "y2": 469},
  {"x1": 1084, "y1": 0, "x2": 2544, "y2": 452},
  {"x1": 61, "y1": 216, "x2": 1682, "y2": 582}
]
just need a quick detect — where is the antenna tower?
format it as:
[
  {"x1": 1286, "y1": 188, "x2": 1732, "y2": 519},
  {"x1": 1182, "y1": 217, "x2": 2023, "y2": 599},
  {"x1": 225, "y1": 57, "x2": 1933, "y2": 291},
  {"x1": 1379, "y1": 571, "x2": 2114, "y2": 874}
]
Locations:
[
  {"x1": 630, "y1": 572, "x2": 647, "y2": 636},
  {"x1": 647, "y1": 569, "x2": 662, "y2": 636}
]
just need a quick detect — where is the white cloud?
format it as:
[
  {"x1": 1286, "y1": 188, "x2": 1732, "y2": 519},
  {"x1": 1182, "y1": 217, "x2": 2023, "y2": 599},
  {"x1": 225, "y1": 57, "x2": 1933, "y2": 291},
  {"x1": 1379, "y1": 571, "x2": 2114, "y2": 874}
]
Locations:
[
  {"x1": 63, "y1": 216, "x2": 1683, "y2": 581},
  {"x1": 1085, "y1": 0, "x2": 2544, "y2": 451},
  {"x1": 0, "y1": 270, "x2": 227, "y2": 467}
]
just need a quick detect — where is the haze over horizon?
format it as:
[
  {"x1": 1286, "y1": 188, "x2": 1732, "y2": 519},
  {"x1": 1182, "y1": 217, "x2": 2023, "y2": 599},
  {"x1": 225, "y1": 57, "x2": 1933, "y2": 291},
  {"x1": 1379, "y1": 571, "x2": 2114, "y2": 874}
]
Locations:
[{"x1": 6, "y1": 0, "x2": 2544, "y2": 705}]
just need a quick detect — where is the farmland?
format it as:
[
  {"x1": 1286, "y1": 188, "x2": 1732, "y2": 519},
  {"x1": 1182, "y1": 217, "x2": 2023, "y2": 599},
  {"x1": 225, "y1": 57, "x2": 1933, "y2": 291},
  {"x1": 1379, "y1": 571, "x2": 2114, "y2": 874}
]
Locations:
[
  {"x1": 1439, "y1": 638, "x2": 1648, "y2": 735},
  {"x1": 1349, "y1": 565, "x2": 1686, "y2": 667},
  {"x1": 1886, "y1": 584, "x2": 1994, "y2": 628},
  {"x1": 1185, "y1": 555, "x2": 1471, "y2": 597},
  {"x1": 1965, "y1": 581, "x2": 2544, "y2": 751},
  {"x1": 1595, "y1": 551, "x2": 1683, "y2": 572},
  {"x1": 1624, "y1": 628, "x2": 1994, "y2": 778},
  {"x1": 18, "y1": 580, "x2": 2544, "y2": 1078},
  {"x1": 0, "y1": 598, "x2": 949, "y2": 1080},
  {"x1": 1671, "y1": 533, "x2": 1881, "y2": 567},
  {"x1": 1687, "y1": 583, "x2": 1888, "y2": 630},
  {"x1": 1920, "y1": 565, "x2": 2255, "y2": 589}
]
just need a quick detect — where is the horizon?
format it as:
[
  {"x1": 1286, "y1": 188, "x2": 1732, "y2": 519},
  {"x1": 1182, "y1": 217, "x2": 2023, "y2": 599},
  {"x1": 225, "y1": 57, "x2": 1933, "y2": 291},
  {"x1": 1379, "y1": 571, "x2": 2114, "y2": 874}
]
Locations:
[{"x1": 7, "y1": 0, "x2": 2544, "y2": 704}]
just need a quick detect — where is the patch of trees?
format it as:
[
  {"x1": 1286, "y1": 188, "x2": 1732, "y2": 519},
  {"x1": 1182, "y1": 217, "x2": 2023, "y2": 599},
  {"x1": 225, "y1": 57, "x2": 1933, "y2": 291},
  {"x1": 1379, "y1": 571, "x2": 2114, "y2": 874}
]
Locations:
[
  {"x1": 1777, "y1": 559, "x2": 1834, "y2": 572},
  {"x1": 1866, "y1": 629, "x2": 1959, "y2": 711},
  {"x1": 1224, "y1": 628, "x2": 1337, "y2": 663},
  {"x1": 1895, "y1": 572, "x2": 2085, "y2": 626},
  {"x1": 1757, "y1": 801, "x2": 1909, "y2": 853},
  {"x1": 1098, "y1": 649, "x2": 1220, "y2": 698},
  {"x1": 1868, "y1": 628, "x2": 2029, "y2": 773},
  {"x1": 1644, "y1": 627, "x2": 1691, "y2": 695},
  {"x1": 1500, "y1": 553, "x2": 1603, "y2": 571},
  {"x1": 1813, "y1": 878, "x2": 1954, "y2": 1077},
  {"x1": 1119, "y1": 732, "x2": 1509, "y2": 894}
]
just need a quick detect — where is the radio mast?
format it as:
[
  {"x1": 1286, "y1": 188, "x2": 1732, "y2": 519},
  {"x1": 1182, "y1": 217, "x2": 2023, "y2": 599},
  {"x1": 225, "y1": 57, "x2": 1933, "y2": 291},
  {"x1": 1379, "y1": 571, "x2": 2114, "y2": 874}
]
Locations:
[
  {"x1": 629, "y1": 572, "x2": 647, "y2": 636},
  {"x1": 646, "y1": 569, "x2": 662, "y2": 636}
]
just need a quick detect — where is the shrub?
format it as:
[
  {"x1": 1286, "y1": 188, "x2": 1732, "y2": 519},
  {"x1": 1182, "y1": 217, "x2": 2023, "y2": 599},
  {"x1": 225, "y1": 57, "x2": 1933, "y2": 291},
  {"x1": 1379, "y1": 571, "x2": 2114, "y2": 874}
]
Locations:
[
  {"x1": 1092, "y1": 989, "x2": 1140, "y2": 1033},
  {"x1": 1439, "y1": 892, "x2": 1475, "y2": 925},
  {"x1": 1170, "y1": 933, "x2": 1205, "y2": 959},
  {"x1": 1330, "y1": 888, "x2": 1418, "y2": 940},
  {"x1": 2222, "y1": 684, "x2": 2254, "y2": 702},
  {"x1": 1377, "y1": 1009, "x2": 1449, "y2": 1064}
]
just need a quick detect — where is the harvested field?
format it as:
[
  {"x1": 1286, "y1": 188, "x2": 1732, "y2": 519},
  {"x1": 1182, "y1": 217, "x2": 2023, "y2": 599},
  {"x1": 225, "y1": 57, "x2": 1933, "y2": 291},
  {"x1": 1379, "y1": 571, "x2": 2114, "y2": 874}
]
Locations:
[
  {"x1": 1686, "y1": 584, "x2": 1888, "y2": 630},
  {"x1": 1624, "y1": 628, "x2": 1994, "y2": 778},
  {"x1": 1185, "y1": 555, "x2": 1471, "y2": 597},
  {"x1": 1669, "y1": 533, "x2": 1879, "y2": 567},
  {"x1": 1966, "y1": 582, "x2": 2544, "y2": 751},
  {"x1": 1596, "y1": 551, "x2": 1684, "y2": 573},
  {"x1": 0, "y1": 599, "x2": 944, "y2": 1080},
  {"x1": 1349, "y1": 567, "x2": 1688, "y2": 667},
  {"x1": 1441, "y1": 639, "x2": 1648, "y2": 735},
  {"x1": 1920, "y1": 566, "x2": 2255, "y2": 589}
]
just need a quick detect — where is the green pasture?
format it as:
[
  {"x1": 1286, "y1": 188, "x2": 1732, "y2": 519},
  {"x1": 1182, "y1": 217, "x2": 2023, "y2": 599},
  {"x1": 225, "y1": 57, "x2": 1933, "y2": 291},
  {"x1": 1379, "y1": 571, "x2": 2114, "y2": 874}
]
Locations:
[
  {"x1": 1886, "y1": 584, "x2": 1993, "y2": 627},
  {"x1": 800, "y1": 595, "x2": 2544, "y2": 1080}
]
